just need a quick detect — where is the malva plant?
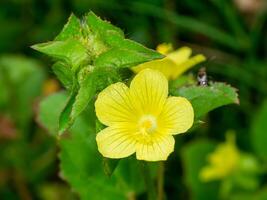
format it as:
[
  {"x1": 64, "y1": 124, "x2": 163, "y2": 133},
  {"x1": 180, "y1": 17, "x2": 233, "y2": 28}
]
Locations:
[
  {"x1": 95, "y1": 69, "x2": 193, "y2": 161},
  {"x1": 34, "y1": 12, "x2": 240, "y2": 200}
]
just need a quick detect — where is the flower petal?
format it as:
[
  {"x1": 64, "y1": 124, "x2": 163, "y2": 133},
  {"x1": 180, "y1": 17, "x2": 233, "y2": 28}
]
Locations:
[
  {"x1": 96, "y1": 126, "x2": 136, "y2": 159},
  {"x1": 156, "y1": 43, "x2": 173, "y2": 55},
  {"x1": 131, "y1": 58, "x2": 176, "y2": 80},
  {"x1": 167, "y1": 47, "x2": 192, "y2": 65},
  {"x1": 158, "y1": 97, "x2": 194, "y2": 135},
  {"x1": 171, "y1": 54, "x2": 206, "y2": 79},
  {"x1": 130, "y1": 68, "x2": 168, "y2": 116},
  {"x1": 95, "y1": 82, "x2": 138, "y2": 126},
  {"x1": 135, "y1": 134, "x2": 175, "y2": 161}
]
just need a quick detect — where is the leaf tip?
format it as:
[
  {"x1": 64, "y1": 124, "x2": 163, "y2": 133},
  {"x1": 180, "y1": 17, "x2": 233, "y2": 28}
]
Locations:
[{"x1": 30, "y1": 44, "x2": 38, "y2": 50}]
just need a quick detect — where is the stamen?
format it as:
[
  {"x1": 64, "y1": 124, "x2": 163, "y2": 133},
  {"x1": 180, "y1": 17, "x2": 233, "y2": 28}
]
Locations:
[{"x1": 139, "y1": 115, "x2": 157, "y2": 134}]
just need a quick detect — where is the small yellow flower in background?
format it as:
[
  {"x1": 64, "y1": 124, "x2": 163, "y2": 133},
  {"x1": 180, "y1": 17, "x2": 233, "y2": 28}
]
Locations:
[
  {"x1": 95, "y1": 69, "x2": 194, "y2": 161},
  {"x1": 132, "y1": 43, "x2": 206, "y2": 80},
  {"x1": 200, "y1": 133, "x2": 240, "y2": 182},
  {"x1": 156, "y1": 43, "x2": 173, "y2": 55}
]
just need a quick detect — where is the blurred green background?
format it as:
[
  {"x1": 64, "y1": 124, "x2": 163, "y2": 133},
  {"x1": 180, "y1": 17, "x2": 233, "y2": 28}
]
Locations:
[{"x1": 0, "y1": 0, "x2": 267, "y2": 199}]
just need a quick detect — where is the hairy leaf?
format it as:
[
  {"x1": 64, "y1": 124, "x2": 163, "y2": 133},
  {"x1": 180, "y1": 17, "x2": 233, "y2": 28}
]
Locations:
[
  {"x1": 95, "y1": 33, "x2": 163, "y2": 68},
  {"x1": 94, "y1": 47, "x2": 160, "y2": 69},
  {"x1": 172, "y1": 82, "x2": 239, "y2": 119},
  {"x1": 58, "y1": 91, "x2": 77, "y2": 135},
  {"x1": 85, "y1": 12, "x2": 124, "y2": 38},
  {"x1": 32, "y1": 39, "x2": 88, "y2": 69},
  {"x1": 52, "y1": 62, "x2": 73, "y2": 90},
  {"x1": 55, "y1": 13, "x2": 82, "y2": 41},
  {"x1": 70, "y1": 67, "x2": 96, "y2": 120}
]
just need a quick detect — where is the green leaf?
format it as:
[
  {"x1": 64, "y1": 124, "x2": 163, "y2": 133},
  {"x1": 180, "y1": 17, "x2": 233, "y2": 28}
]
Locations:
[
  {"x1": 70, "y1": 66, "x2": 96, "y2": 120},
  {"x1": 181, "y1": 140, "x2": 220, "y2": 200},
  {"x1": 55, "y1": 13, "x2": 82, "y2": 41},
  {"x1": 94, "y1": 47, "x2": 161, "y2": 69},
  {"x1": 58, "y1": 91, "x2": 77, "y2": 135},
  {"x1": 32, "y1": 39, "x2": 88, "y2": 69},
  {"x1": 104, "y1": 33, "x2": 153, "y2": 53},
  {"x1": 172, "y1": 82, "x2": 239, "y2": 119},
  {"x1": 85, "y1": 12, "x2": 124, "y2": 38},
  {"x1": 94, "y1": 33, "x2": 163, "y2": 68},
  {"x1": 169, "y1": 75, "x2": 195, "y2": 90},
  {"x1": 52, "y1": 62, "x2": 73, "y2": 90},
  {"x1": 37, "y1": 92, "x2": 68, "y2": 136},
  {"x1": 251, "y1": 100, "x2": 267, "y2": 161}
]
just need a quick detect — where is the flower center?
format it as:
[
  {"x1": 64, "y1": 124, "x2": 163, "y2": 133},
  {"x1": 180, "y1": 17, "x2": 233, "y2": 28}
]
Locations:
[{"x1": 139, "y1": 115, "x2": 157, "y2": 134}]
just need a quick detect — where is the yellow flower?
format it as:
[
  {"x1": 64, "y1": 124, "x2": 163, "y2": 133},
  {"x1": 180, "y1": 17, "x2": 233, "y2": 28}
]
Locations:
[
  {"x1": 95, "y1": 69, "x2": 194, "y2": 161},
  {"x1": 200, "y1": 133, "x2": 240, "y2": 182},
  {"x1": 156, "y1": 43, "x2": 173, "y2": 55},
  {"x1": 132, "y1": 44, "x2": 206, "y2": 80}
]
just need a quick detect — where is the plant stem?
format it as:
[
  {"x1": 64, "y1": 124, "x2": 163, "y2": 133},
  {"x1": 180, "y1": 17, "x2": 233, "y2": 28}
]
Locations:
[
  {"x1": 157, "y1": 162, "x2": 165, "y2": 200},
  {"x1": 140, "y1": 161, "x2": 156, "y2": 200}
]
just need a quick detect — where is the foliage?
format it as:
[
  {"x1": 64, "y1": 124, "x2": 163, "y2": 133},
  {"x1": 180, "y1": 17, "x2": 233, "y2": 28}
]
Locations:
[
  {"x1": 0, "y1": 0, "x2": 267, "y2": 199},
  {"x1": 32, "y1": 11, "x2": 240, "y2": 200},
  {"x1": 32, "y1": 12, "x2": 163, "y2": 134},
  {"x1": 171, "y1": 82, "x2": 239, "y2": 119}
]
